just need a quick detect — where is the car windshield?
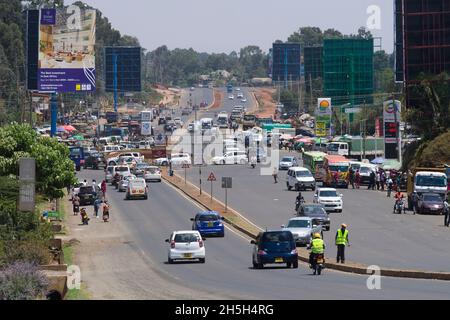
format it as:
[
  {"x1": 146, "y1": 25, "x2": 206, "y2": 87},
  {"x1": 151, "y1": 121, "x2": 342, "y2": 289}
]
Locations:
[
  {"x1": 198, "y1": 214, "x2": 219, "y2": 221},
  {"x1": 360, "y1": 167, "x2": 372, "y2": 174},
  {"x1": 319, "y1": 191, "x2": 338, "y2": 197},
  {"x1": 303, "y1": 206, "x2": 327, "y2": 216},
  {"x1": 416, "y1": 176, "x2": 447, "y2": 187},
  {"x1": 296, "y1": 171, "x2": 312, "y2": 177},
  {"x1": 174, "y1": 233, "x2": 199, "y2": 243},
  {"x1": 116, "y1": 167, "x2": 129, "y2": 172},
  {"x1": 130, "y1": 180, "x2": 146, "y2": 187},
  {"x1": 423, "y1": 194, "x2": 442, "y2": 202},
  {"x1": 282, "y1": 157, "x2": 293, "y2": 162},
  {"x1": 79, "y1": 186, "x2": 94, "y2": 193},
  {"x1": 329, "y1": 165, "x2": 349, "y2": 172},
  {"x1": 287, "y1": 220, "x2": 311, "y2": 228},
  {"x1": 327, "y1": 144, "x2": 339, "y2": 152},
  {"x1": 261, "y1": 232, "x2": 292, "y2": 242}
]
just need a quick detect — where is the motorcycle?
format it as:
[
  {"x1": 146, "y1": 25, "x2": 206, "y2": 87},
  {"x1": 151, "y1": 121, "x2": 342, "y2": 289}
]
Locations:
[
  {"x1": 295, "y1": 197, "x2": 305, "y2": 211},
  {"x1": 394, "y1": 199, "x2": 405, "y2": 214},
  {"x1": 311, "y1": 253, "x2": 325, "y2": 275}
]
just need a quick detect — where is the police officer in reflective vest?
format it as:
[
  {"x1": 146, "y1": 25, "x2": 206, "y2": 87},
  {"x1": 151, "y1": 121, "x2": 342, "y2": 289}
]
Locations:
[
  {"x1": 308, "y1": 233, "x2": 325, "y2": 268},
  {"x1": 335, "y1": 223, "x2": 350, "y2": 263}
]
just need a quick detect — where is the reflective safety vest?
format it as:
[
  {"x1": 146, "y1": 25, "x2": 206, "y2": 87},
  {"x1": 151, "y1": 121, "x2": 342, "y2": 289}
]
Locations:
[
  {"x1": 336, "y1": 229, "x2": 348, "y2": 245},
  {"x1": 311, "y1": 238, "x2": 324, "y2": 254}
]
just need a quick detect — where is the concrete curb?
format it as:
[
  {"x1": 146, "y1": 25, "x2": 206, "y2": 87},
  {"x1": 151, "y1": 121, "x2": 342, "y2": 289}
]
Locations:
[{"x1": 162, "y1": 170, "x2": 450, "y2": 281}]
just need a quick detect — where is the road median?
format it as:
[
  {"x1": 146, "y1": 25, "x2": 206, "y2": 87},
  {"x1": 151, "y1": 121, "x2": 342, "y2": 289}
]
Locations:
[{"x1": 162, "y1": 169, "x2": 450, "y2": 281}]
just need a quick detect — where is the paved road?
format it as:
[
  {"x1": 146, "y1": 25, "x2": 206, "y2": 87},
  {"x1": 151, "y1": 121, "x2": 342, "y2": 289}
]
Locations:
[
  {"x1": 75, "y1": 169, "x2": 450, "y2": 299},
  {"x1": 174, "y1": 89, "x2": 450, "y2": 273}
]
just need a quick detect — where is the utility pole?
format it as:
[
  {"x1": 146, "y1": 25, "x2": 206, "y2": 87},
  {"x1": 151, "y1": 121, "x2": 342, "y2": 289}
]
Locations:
[
  {"x1": 298, "y1": 79, "x2": 302, "y2": 114},
  {"x1": 309, "y1": 74, "x2": 313, "y2": 114}
]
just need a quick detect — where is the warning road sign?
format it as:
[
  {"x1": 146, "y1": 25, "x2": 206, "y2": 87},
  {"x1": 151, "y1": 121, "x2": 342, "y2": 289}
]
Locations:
[{"x1": 207, "y1": 172, "x2": 216, "y2": 181}]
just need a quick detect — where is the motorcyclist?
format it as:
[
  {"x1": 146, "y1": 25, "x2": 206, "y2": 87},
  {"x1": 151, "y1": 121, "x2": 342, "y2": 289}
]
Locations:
[
  {"x1": 308, "y1": 233, "x2": 325, "y2": 273},
  {"x1": 295, "y1": 192, "x2": 305, "y2": 211},
  {"x1": 394, "y1": 190, "x2": 404, "y2": 212},
  {"x1": 113, "y1": 172, "x2": 120, "y2": 188}
]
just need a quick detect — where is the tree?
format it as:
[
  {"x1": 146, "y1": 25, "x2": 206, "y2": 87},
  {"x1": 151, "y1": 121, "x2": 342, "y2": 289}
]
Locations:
[
  {"x1": 0, "y1": 123, "x2": 76, "y2": 199},
  {"x1": 287, "y1": 27, "x2": 323, "y2": 47},
  {"x1": 239, "y1": 45, "x2": 266, "y2": 80}
]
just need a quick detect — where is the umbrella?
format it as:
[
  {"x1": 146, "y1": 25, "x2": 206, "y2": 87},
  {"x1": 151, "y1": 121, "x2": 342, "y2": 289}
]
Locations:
[
  {"x1": 71, "y1": 135, "x2": 84, "y2": 141},
  {"x1": 56, "y1": 127, "x2": 66, "y2": 132},
  {"x1": 63, "y1": 125, "x2": 77, "y2": 132},
  {"x1": 371, "y1": 157, "x2": 385, "y2": 165},
  {"x1": 280, "y1": 134, "x2": 293, "y2": 140},
  {"x1": 296, "y1": 137, "x2": 314, "y2": 144},
  {"x1": 382, "y1": 160, "x2": 401, "y2": 170}
]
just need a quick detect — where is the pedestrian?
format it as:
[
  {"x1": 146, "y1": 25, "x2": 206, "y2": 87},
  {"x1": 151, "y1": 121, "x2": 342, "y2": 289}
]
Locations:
[
  {"x1": 335, "y1": 223, "x2": 350, "y2": 263},
  {"x1": 355, "y1": 170, "x2": 361, "y2": 189},
  {"x1": 348, "y1": 167, "x2": 355, "y2": 189},
  {"x1": 444, "y1": 196, "x2": 449, "y2": 227},
  {"x1": 72, "y1": 194, "x2": 80, "y2": 216},
  {"x1": 380, "y1": 170, "x2": 386, "y2": 191},
  {"x1": 396, "y1": 173, "x2": 402, "y2": 191},
  {"x1": 368, "y1": 171, "x2": 376, "y2": 190},
  {"x1": 386, "y1": 176, "x2": 393, "y2": 197},
  {"x1": 101, "y1": 180, "x2": 107, "y2": 196},
  {"x1": 92, "y1": 179, "x2": 97, "y2": 193},
  {"x1": 375, "y1": 170, "x2": 380, "y2": 190},
  {"x1": 272, "y1": 167, "x2": 278, "y2": 183},
  {"x1": 94, "y1": 198, "x2": 101, "y2": 218}
]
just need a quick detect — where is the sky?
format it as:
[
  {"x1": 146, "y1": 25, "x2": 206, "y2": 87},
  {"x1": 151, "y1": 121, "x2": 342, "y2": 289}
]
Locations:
[{"x1": 76, "y1": 0, "x2": 394, "y2": 54}]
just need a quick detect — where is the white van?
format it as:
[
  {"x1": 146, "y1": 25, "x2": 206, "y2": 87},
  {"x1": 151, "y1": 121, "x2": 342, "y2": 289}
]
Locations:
[
  {"x1": 286, "y1": 167, "x2": 316, "y2": 191},
  {"x1": 217, "y1": 113, "x2": 229, "y2": 128}
]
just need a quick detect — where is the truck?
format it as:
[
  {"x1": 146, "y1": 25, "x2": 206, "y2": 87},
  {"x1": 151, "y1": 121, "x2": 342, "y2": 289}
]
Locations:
[
  {"x1": 242, "y1": 114, "x2": 257, "y2": 130},
  {"x1": 106, "y1": 111, "x2": 118, "y2": 123},
  {"x1": 319, "y1": 154, "x2": 350, "y2": 188},
  {"x1": 69, "y1": 146, "x2": 85, "y2": 171},
  {"x1": 407, "y1": 167, "x2": 449, "y2": 210},
  {"x1": 326, "y1": 136, "x2": 384, "y2": 160}
]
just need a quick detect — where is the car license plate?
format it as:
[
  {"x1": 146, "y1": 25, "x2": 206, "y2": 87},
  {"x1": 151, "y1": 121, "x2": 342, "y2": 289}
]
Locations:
[
  {"x1": 139, "y1": 190, "x2": 143, "y2": 194},
  {"x1": 132, "y1": 190, "x2": 136, "y2": 194},
  {"x1": 208, "y1": 222, "x2": 213, "y2": 227},
  {"x1": 275, "y1": 258, "x2": 283, "y2": 263},
  {"x1": 183, "y1": 253, "x2": 193, "y2": 258}
]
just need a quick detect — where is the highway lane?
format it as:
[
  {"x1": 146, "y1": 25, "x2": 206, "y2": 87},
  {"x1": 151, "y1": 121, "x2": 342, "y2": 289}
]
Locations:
[
  {"x1": 75, "y1": 168, "x2": 450, "y2": 299},
  {"x1": 179, "y1": 151, "x2": 450, "y2": 272}
]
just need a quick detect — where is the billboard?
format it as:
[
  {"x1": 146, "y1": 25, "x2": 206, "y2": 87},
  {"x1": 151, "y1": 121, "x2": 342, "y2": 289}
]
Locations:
[
  {"x1": 271, "y1": 43, "x2": 301, "y2": 84},
  {"x1": 38, "y1": 6, "x2": 96, "y2": 92},
  {"x1": 141, "y1": 122, "x2": 152, "y2": 136},
  {"x1": 105, "y1": 47, "x2": 142, "y2": 93},
  {"x1": 317, "y1": 98, "x2": 332, "y2": 115},
  {"x1": 383, "y1": 100, "x2": 401, "y2": 159}
]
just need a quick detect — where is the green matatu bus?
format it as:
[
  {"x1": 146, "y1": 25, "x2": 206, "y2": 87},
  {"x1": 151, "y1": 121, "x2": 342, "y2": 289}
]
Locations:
[{"x1": 302, "y1": 151, "x2": 327, "y2": 182}]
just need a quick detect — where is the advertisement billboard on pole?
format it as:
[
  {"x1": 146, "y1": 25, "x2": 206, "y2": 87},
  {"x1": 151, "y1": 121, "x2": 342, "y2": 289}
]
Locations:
[{"x1": 38, "y1": 5, "x2": 96, "y2": 92}]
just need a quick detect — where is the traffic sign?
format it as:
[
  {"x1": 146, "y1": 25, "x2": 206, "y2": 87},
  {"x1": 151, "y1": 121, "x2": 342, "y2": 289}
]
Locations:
[
  {"x1": 345, "y1": 108, "x2": 361, "y2": 114},
  {"x1": 207, "y1": 172, "x2": 216, "y2": 182},
  {"x1": 222, "y1": 177, "x2": 232, "y2": 189}
]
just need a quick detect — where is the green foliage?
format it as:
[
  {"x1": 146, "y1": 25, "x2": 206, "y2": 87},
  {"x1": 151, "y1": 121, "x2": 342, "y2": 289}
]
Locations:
[
  {"x1": 0, "y1": 123, "x2": 76, "y2": 199},
  {"x1": 0, "y1": 241, "x2": 51, "y2": 268},
  {"x1": 412, "y1": 131, "x2": 450, "y2": 167}
]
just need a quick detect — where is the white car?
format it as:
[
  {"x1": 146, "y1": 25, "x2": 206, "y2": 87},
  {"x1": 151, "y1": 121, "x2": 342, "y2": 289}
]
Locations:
[
  {"x1": 174, "y1": 117, "x2": 184, "y2": 127},
  {"x1": 143, "y1": 166, "x2": 161, "y2": 182},
  {"x1": 71, "y1": 180, "x2": 86, "y2": 198},
  {"x1": 155, "y1": 153, "x2": 191, "y2": 167},
  {"x1": 237, "y1": 92, "x2": 244, "y2": 99},
  {"x1": 241, "y1": 98, "x2": 247, "y2": 103},
  {"x1": 107, "y1": 152, "x2": 144, "y2": 166},
  {"x1": 313, "y1": 188, "x2": 343, "y2": 213},
  {"x1": 279, "y1": 156, "x2": 298, "y2": 170},
  {"x1": 118, "y1": 174, "x2": 137, "y2": 192},
  {"x1": 228, "y1": 95, "x2": 234, "y2": 100},
  {"x1": 211, "y1": 151, "x2": 248, "y2": 165},
  {"x1": 286, "y1": 167, "x2": 316, "y2": 191},
  {"x1": 166, "y1": 230, "x2": 205, "y2": 264}
]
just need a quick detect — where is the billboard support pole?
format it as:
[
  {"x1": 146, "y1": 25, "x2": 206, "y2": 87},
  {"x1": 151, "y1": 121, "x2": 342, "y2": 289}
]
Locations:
[
  {"x1": 50, "y1": 92, "x2": 57, "y2": 137},
  {"x1": 113, "y1": 53, "x2": 118, "y2": 113}
]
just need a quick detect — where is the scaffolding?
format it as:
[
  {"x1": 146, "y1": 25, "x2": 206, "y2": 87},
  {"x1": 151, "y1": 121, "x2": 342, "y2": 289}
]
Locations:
[
  {"x1": 271, "y1": 43, "x2": 301, "y2": 88},
  {"x1": 323, "y1": 38, "x2": 374, "y2": 106},
  {"x1": 304, "y1": 46, "x2": 323, "y2": 85}
]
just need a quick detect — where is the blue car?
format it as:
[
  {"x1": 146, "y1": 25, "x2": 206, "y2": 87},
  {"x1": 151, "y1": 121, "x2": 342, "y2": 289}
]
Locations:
[
  {"x1": 191, "y1": 211, "x2": 225, "y2": 237},
  {"x1": 251, "y1": 231, "x2": 298, "y2": 269}
]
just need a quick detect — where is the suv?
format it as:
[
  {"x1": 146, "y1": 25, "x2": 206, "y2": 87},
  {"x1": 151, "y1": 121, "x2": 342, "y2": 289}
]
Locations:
[
  {"x1": 251, "y1": 231, "x2": 298, "y2": 269},
  {"x1": 297, "y1": 203, "x2": 331, "y2": 231},
  {"x1": 78, "y1": 186, "x2": 97, "y2": 206},
  {"x1": 313, "y1": 188, "x2": 343, "y2": 213},
  {"x1": 84, "y1": 152, "x2": 106, "y2": 169},
  {"x1": 191, "y1": 211, "x2": 225, "y2": 237},
  {"x1": 286, "y1": 167, "x2": 316, "y2": 191}
]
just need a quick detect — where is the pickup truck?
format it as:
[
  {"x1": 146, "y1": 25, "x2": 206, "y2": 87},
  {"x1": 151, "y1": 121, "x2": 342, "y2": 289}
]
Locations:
[{"x1": 107, "y1": 152, "x2": 144, "y2": 166}]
